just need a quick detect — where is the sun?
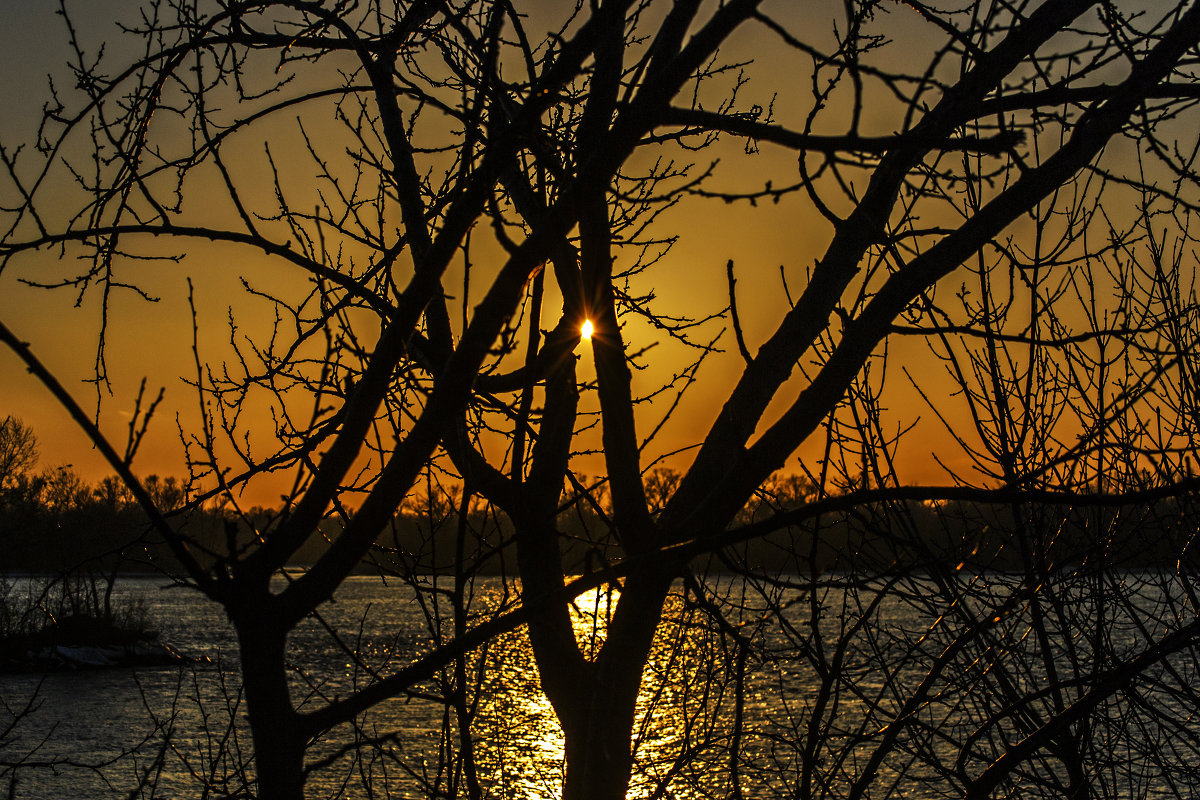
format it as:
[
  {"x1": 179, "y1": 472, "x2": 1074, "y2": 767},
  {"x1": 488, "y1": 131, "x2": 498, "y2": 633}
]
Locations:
[{"x1": 581, "y1": 319, "x2": 594, "y2": 341}]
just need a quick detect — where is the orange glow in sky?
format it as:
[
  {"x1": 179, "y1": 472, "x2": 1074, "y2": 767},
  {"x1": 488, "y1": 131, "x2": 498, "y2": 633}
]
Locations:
[{"x1": 2, "y1": 0, "x2": 1141, "y2": 510}]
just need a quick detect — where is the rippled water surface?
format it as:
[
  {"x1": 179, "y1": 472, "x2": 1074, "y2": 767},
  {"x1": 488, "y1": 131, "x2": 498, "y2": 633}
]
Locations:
[
  {"x1": 2, "y1": 573, "x2": 1197, "y2": 799},
  {"x1": 1, "y1": 576, "x2": 738, "y2": 799}
]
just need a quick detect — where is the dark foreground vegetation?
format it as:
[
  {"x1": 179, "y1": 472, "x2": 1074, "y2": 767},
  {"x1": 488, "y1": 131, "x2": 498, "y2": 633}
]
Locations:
[{"x1": 0, "y1": 572, "x2": 196, "y2": 672}]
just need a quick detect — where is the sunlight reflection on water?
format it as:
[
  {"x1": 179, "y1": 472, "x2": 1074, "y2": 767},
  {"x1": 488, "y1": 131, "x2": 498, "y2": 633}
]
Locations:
[
  {"x1": 1, "y1": 574, "x2": 797, "y2": 799},
  {"x1": 3, "y1": 573, "x2": 1194, "y2": 799},
  {"x1": 468, "y1": 582, "x2": 715, "y2": 800}
]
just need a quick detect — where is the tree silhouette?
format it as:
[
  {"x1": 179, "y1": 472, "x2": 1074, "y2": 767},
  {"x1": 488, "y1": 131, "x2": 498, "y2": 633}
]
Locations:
[
  {"x1": 3, "y1": 2, "x2": 1200, "y2": 799},
  {"x1": 0, "y1": 417, "x2": 38, "y2": 493}
]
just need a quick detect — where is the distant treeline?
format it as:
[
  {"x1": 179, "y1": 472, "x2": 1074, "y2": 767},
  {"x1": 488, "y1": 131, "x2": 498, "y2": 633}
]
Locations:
[
  {"x1": 725, "y1": 490, "x2": 1200, "y2": 575},
  {"x1": 2, "y1": 466, "x2": 1196, "y2": 577},
  {"x1": 0, "y1": 469, "x2": 186, "y2": 574}
]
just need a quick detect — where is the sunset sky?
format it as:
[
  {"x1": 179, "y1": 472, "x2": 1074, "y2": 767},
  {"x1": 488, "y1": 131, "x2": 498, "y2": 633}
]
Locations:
[
  {"x1": 1, "y1": 0, "x2": 1132, "y2": 508},
  {"x1": 5, "y1": 10, "x2": 1199, "y2": 800}
]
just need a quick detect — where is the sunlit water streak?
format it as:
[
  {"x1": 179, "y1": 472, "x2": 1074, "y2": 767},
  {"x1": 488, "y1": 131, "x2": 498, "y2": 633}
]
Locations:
[
  {"x1": 1, "y1": 576, "x2": 713, "y2": 800},
  {"x1": 1, "y1": 573, "x2": 1196, "y2": 799}
]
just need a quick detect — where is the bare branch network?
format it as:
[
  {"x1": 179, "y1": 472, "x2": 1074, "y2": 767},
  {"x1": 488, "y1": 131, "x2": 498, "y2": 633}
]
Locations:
[{"x1": 2, "y1": 1, "x2": 1200, "y2": 799}]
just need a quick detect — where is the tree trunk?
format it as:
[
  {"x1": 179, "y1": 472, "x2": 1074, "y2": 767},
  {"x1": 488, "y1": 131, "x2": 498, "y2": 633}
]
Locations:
[
  {"x1": 560, "y1": 569, "x2": 672, "y2": 800},
  {"x1": 237, "y1": 619, "x2": 305, "y2": 800},
  {"x1": 561, "y1": 693, "x2": 639, "y2": 800}
]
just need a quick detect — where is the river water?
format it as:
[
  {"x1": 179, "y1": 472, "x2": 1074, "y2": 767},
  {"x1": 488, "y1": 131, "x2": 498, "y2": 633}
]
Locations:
[
  {"x1": 2, "y1": 575, "x2": 723, "y2": 799},
  {"x1": 1, "y1": 572, "x2": 1197, "y2": 799}
]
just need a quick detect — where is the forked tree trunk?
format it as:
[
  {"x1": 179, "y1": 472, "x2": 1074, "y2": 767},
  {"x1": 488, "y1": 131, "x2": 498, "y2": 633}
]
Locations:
[{"x1": 559, "y1": 570, "x2": 673, "y2": 800}]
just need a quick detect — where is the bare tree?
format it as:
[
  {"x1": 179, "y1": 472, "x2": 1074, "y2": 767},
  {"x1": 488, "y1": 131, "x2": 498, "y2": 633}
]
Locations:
[
  {"x1": 3, "y1": 1, "x2": 1200, "y2": 799},
  {"x1": 0, "y1": 417, "x2": 38, "y2": 493}
]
